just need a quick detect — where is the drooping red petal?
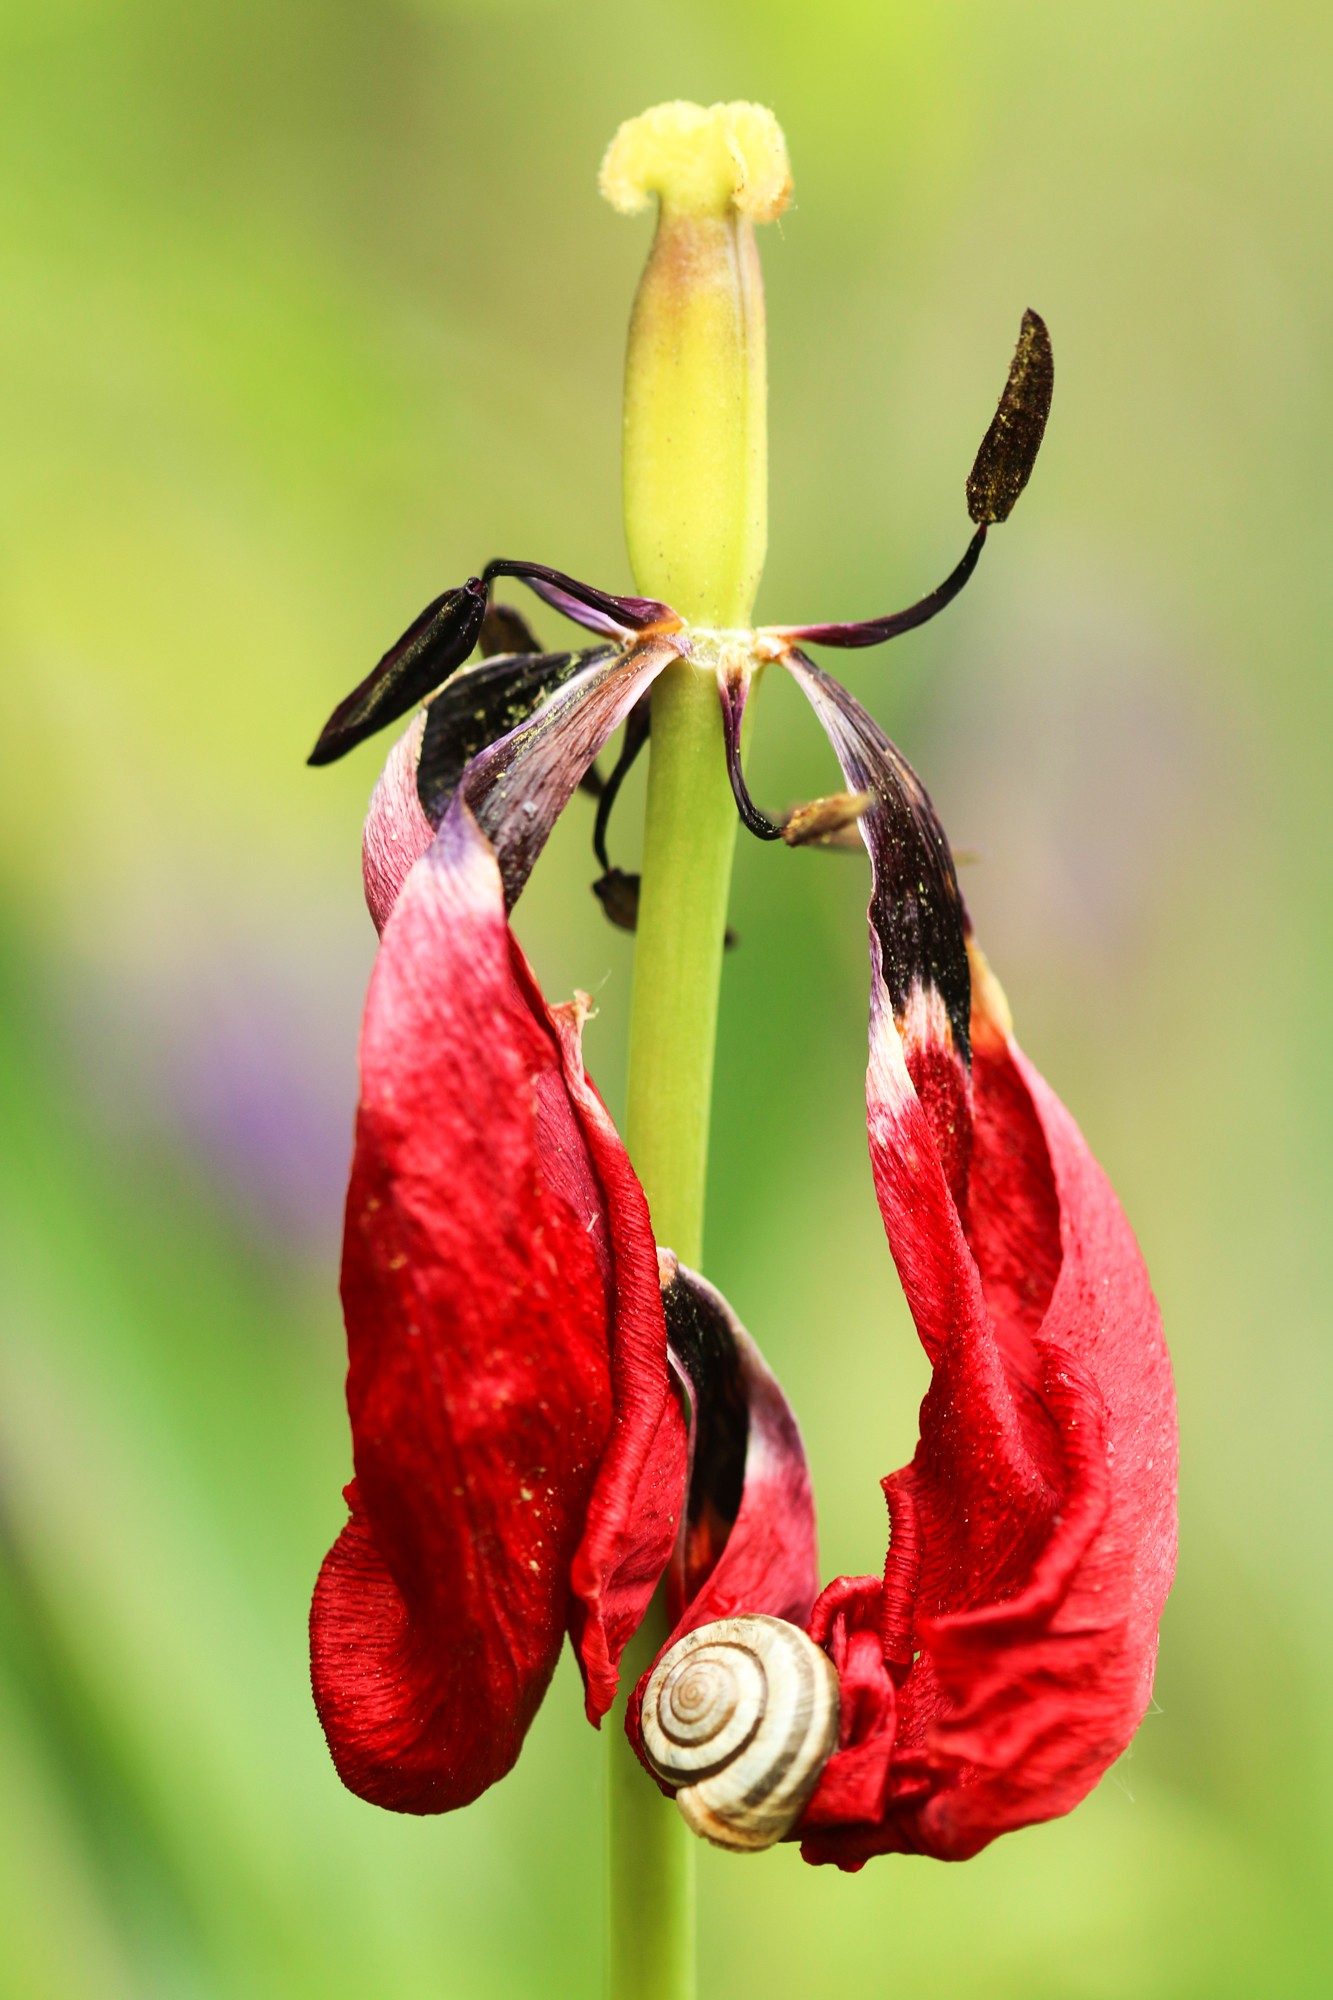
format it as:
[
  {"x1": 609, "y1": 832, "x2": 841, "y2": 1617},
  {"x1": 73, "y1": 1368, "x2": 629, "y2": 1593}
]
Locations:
[
  {"x1": 556, "y1": 1043, "x2": 689, "y2": 1722},
  {"x1": 480, "y1": 557, "x2": 681, "y2": 641},
  {"x1": 624, "y1": 1257, "x2": 820, "y2": 1779},
  {"x1": 310, "y1": 804, "x2": 675, "y2": 1810},
  {"x1": 802, "y1": 958, "x2": 1175, "y2": 1864},
  {"x1": 913, "y1": 958, "x2": 1176, "y2": 1854},
  {"x1": 780, "y1": 654, "x2": 1176, "y2": 1866}
]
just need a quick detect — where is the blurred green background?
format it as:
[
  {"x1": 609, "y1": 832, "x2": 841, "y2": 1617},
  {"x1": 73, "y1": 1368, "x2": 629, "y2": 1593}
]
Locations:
[{"x1": 2, "y1": 1, "x2": 1330, "y2": 1994}]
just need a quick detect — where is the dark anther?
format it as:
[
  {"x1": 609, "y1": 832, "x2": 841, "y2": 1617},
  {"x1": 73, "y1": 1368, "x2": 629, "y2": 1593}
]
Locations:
[
  {"x1": 592, "y1": 867, "x2": 641, "y2": 932},
  {"x1": 308, "y1": 558, "x2": 680, "y2": 771},
  {"x1": 966, "y1": 309, "x2": 1054, "y2": 527},
  {"x1": 308, "y1": 578, "x2": 489, "y2": 766}
]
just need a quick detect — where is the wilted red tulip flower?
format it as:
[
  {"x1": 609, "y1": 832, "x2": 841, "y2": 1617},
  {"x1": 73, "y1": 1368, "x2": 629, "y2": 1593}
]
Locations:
[{"x1": 307, "y1": 297, "x2": 1177, "y2": 1862}]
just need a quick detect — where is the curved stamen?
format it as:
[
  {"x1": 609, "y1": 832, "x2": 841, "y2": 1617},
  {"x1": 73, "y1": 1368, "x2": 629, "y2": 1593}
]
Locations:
[
  {"x1": 593, "y1": 696, "x2": 652, "y2": 873},
  {"x1": 718, "y1": 663, "x2": 782, "y2": 841},
  {"x1": 765, "y1": 309, "x2": 1052, "y2": 654},
  {"x1": 590, "y1": 695, "x2": 652, "y2": 934},
  {"x1": 482, "y1": 558, "x2": 681, "y2": 642},
  {"x1": 764, "y1": 526, "x2": 986, "y2": 651}
]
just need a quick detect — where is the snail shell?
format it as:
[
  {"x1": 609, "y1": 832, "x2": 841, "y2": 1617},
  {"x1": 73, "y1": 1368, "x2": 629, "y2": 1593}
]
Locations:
[{"x1": 640, "y1": 1614, "x2": 840, "y2": 1852}]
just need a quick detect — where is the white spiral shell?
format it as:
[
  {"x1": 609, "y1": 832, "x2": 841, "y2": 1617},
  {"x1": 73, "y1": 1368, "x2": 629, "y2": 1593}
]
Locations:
[{"x1": 640, "y1": 1614, "x2": 840, "y2": 1851}]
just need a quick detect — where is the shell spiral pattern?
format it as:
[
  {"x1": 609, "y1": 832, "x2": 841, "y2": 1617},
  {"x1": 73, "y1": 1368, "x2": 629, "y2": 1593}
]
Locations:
[{"x1": 640, "y1": 1614, "x2": 840, "y2": 1851}]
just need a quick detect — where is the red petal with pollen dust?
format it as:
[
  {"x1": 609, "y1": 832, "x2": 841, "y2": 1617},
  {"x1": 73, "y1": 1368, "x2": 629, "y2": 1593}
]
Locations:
[
  {"x1": 779, "y1": 652, "x2": 1176, "y2": 1866},
  {"x1": 310, "y1": 803, "x2": 683, "y2": 1811},
  {"x1": 799, "y1": 953, "x2": 1177, "y2": 1866}
]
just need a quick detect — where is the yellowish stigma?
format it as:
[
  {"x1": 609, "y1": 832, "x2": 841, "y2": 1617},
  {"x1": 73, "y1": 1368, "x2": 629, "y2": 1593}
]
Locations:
[
  {"x1": 602, "y1": 100, "x2": 791, "y2": 628},
  {"x1": 600, "y1": 100, "x2": 791, "y2": 223}
]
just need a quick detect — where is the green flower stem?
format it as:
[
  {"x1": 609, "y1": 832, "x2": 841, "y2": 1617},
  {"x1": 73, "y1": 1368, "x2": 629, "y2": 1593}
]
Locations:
[
  {"x1": 599, "y1": 101, "x2": 790, "y2": 2000},
  {"x1": 606, "y1": 660, "x2": 741, "y2": 2000},
  {"x1": 605, "y1": 1592, "x2": 696, "y2": 2000},
  {"x1": 624, "y1": 658, "x2": 739, "y2": 1268}
]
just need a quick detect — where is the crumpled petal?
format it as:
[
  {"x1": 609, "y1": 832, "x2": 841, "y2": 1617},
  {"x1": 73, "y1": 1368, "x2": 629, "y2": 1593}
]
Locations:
[
  {"x1": 555, "y1": 1050, "x2": 691, "y2": 1722},
  {"x1": 659, "y1": 1254, "x2": 819, "y2": 1636},
  {"x1": 310, "y1": 801, "x2": 685, "y2": 1811},
  {"x1": 781, "y1": 653, "x2": 1177, "y2": 1866},
  {"x1": 625, "y1": 1255, "x2": 820, "y2": 1779},
  {"x1": 800, "y1": 1578, "x2": 898, "y2": 1832}
]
